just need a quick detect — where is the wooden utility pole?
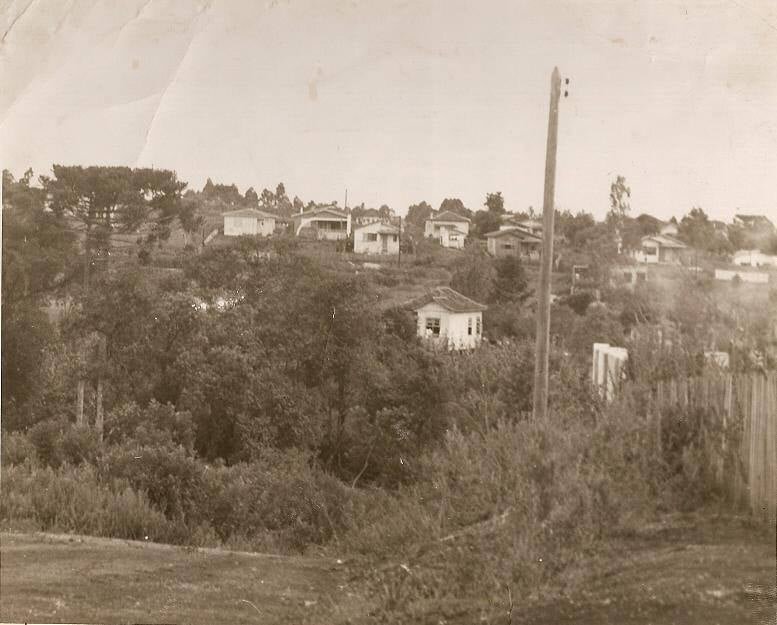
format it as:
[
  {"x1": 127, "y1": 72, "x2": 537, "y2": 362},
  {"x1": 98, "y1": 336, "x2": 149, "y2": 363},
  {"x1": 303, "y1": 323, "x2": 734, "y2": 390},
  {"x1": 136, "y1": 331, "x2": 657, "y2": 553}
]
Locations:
[
  {"x1": 532, "y1": 67, "x2": 562, "y2": 421},
  {"x1": 398, "y1": 216, "x2": 402, "y2": 267}
]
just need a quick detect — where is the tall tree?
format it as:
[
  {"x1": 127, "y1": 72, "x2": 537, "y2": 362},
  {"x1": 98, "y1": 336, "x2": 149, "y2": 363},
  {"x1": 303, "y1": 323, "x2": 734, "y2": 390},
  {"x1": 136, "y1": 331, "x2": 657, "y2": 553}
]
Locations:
[
  {"x1": 484, "y1": 191, "x2": 505, "y2": 215},
  {"x1": 606, "y1": 175, "x2": 631, "y2": 229},
  {"x1": 439, "y1": 198, "x2": 471, "y2": 219},
  {"x1": 43, "y1": 165, "x2": 186, "y2": 433},
  {"x1": 406, "y1": 201, "x2": 433, "y2": 228}
]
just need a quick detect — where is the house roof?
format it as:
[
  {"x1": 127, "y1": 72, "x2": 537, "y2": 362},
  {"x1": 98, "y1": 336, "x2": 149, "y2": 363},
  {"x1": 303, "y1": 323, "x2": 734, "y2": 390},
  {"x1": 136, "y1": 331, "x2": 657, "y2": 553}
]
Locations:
[
  {"x1": 428, "y1": 210, "x2": 471, "y2": 223},
  {"x1": 485, "y1": 227, "x2": 542, "y2": 241},
  {"x1": 297, "y1": 207, "x2": 348, "y2": 220},
  {"x1": 408, "y1": 287, "x2": 487, "y2": 313},
  {"x1": 354, "y1": 222, "x2": 399, "y2": 234},
  {"x1": 223, "y1": 208, "x2": 278, "y2": 219},
  {"x1": 642, "y1": 234, "x2": 687, "y2": 249}
]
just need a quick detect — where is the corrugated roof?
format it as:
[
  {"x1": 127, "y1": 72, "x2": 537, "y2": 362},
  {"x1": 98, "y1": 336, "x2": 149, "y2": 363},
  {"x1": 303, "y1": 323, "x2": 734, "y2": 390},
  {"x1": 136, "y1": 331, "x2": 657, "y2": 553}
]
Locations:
[
  {"x1": 408, "y1": 286, "x2": 487, "y2": 313},
  {"x1": 428, "y1": 210, "x2": 471, "y2": 223},
  {"x1": 223, "y1": 208, "x2": 278, "y2": 219}
]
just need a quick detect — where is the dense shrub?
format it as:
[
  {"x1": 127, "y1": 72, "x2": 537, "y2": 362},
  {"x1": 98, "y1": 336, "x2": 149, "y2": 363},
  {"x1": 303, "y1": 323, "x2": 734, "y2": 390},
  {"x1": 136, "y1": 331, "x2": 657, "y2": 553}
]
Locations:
[
  {"x1": 26, "y1": 419, "x2": 101, "y2": 468},
  {"x1": 0, "y1": 431, "x2": 38, "y2": 466},
  {"x1": 341, "y1": 411, "x2": 657, "y2": 620},
  {"x1": 0, "y1": 462, "x2": 176, "y2": 542}
]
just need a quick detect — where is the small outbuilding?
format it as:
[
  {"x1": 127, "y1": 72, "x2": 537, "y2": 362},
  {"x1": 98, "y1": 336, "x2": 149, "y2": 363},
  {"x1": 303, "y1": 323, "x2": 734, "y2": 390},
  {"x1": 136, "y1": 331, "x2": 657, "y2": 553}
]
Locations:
[
  {"x1": 409, "y1": 287, "x2": 486, "y2": 350},
  {"x1": 353, "y1": 221, "x2": 400, "y2": 255}
]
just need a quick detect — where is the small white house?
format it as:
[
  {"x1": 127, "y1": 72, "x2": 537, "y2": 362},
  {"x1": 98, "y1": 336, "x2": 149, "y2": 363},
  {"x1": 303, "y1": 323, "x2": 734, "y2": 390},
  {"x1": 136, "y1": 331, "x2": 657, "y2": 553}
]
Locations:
[
  {"x1": 424, "y1": 211, "x2": 470, "y2": 249},
  {"x1": 223, "y1": 208, "x2": 277, "y2": 237},
  {"x1": 632, "y1": 234, "x2": 689, "y2": 264},
  {"x1": 733, "y1": 249, "x2": 777, "y2": 267},
  {"x1": 353, "y1": 221, "x2": 400, "y2": 255},
  {"x1": 410, "y1": 287, "x2": 486, "y2": 350}
]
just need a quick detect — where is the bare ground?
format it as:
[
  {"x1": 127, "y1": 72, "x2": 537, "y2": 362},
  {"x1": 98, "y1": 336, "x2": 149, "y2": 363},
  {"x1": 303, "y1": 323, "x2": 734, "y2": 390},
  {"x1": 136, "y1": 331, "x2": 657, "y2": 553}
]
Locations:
[{"x1": 1, "y1": 510, "x2": 774, "y2": 624}]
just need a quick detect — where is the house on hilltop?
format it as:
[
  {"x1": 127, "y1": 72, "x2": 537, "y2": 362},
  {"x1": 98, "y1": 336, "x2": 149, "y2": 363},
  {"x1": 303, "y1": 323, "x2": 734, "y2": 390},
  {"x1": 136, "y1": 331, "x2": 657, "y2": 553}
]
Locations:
[
  {"x1": 223, "y1": 208, "x2": 277, "y2": 237},
  {"x1": 733, "y1": 214, "x2": 775, "y2": 232},
  {"x1": 424, "y1": 211, "x2": 470, "y2": 249},
  {"x1": 292, "y1": 206, "x2": 351, "y2": 240},
  {"x1": 733, "y1": 249, "x2": 777, "y2": 268},
  {"x1": 484, "y1": 227, "x2": 542, "y2": 259},
  {"x1": 409, "y1": 287, "x2": 486, "y2": 350},
  {"x1": 353, "y1": 208, "x2": 382, "y2": 226},
  {"x1": 353, "y1": 221, "x2": 400, "y2": 255}
]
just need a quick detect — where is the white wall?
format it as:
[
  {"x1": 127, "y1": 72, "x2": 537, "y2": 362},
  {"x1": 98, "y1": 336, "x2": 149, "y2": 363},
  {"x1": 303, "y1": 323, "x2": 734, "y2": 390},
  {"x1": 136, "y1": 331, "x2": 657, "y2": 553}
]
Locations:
[
  {"x1": 715, "y1": 269, "x2": 770, "y2": 283},
  {"x1": 592, "y1": 343, "x2": 628, "y2": 401},
  {"x1": 353, "y1": 223, "x2": 399, "y2": 254},
  {"x1": 224, "y1": 216, "x2": 275, "y2": 237},
  {"x1": 416, "y1": 303, "x2": 482, "y2": 350}
]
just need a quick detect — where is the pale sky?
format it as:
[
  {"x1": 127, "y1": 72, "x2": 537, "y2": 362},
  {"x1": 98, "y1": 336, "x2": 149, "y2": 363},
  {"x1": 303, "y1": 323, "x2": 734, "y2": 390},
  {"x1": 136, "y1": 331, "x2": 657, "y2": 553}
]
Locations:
[{"x1": 1, "y1": 0, "x2": 776, "y2": 221}]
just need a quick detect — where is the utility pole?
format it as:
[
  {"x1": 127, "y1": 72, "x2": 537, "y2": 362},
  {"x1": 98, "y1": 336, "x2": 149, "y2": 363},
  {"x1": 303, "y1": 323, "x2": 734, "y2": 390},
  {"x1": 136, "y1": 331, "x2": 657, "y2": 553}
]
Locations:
[
  {"x1": 398, "y1": 216, "x2": 402, "y2": 267},
  {"x1": 532, "y1": 67, "x2": 563, "y2": 421}
]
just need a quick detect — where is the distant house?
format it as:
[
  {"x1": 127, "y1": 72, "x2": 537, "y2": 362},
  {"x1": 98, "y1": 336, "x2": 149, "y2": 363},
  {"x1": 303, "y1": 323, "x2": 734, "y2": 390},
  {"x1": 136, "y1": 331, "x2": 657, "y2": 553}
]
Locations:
[
  {"x1": 632, "y1": 234, "x2": 689, "y2": 264},
  {"x1": 424, "y1": 211, "x2": 470, "y2": 249},
  {"x1": 733, "y1": 214, "x2": 775, "y2": 232},
  {"x1": 409, "y1": 287, "x2": 486, "y2": 350},
  {"x1": 733, "y1": 249, "x2": 777, "y2": 267},
  {"x1": 503, "y1": 218, "x2": 542, "y2": 236},
  {"x1": 484, "y1": 227, "x2": 542, "y2": 259},
  {"x1": 659, "y1": 222, "x2": 679, "y2": 237},
  {"x1": 223, "y1": 208, "x2": 277, "y2": 237},
  {"x1": 292, "y1": 206, "x2": 351, "y2": 240},
  {"x1": 354, "y1": 208, "x2": 382, "y2": 226},
  {"x1": 353, "y1": 221, "x2": 400, "y2": 255}
]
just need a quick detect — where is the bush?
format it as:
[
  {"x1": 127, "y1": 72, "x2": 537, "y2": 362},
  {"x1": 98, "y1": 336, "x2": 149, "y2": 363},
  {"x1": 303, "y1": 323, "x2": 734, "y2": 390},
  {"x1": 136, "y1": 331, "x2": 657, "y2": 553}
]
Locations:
[
  {"x1": 1, "y1": 431, "x2": 38, "y2": 466},
  {"x1": 198, "y1": 450, "x2": 356, "y2": 552},
  {"x1": 342, "y1": 412, "x2": 655, "y2": 619},
  {"x1": 26, "y1": 419, "x2": 101, "y2": 468},
  {"x1": 0, "y1": 462, "x2": 176, "y2": 542}
]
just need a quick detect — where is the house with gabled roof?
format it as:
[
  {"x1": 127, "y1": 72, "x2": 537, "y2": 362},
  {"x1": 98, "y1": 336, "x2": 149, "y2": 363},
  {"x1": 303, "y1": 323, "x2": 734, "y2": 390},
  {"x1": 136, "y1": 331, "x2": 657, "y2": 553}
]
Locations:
[
  {"x1": 292, "y1": 206, "x2": 351, "y2": 240},
  {"x1": 408, "y1": 286, "x2": 486, "y2": 350},
  {"x1": 485, "y1": 227, "x2": 542, "y2": 259},
  {"x1": 223, "y1": 208, "x2": 277, "y2": 237},
  {"x1": 424, "y1": 211, "x2": 470, "y2": 249},
  {"x1": 354, "y1": 221, "x2": 400, "y2": 255},
  {"x1": 632, "y1": 233, "x2": 690, "y2": 264}
]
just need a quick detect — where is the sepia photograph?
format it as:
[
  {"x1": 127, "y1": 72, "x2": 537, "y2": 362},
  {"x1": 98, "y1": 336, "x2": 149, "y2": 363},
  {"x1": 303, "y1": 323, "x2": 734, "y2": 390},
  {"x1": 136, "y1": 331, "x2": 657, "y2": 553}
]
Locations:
[{"x1": 0, "y1": 1, "x2": 775, "y2": 623}]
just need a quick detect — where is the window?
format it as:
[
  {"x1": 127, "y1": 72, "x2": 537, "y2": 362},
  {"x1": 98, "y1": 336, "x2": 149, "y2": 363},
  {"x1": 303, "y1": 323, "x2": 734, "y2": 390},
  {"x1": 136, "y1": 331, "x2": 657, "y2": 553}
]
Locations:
[
  {"x1": 468, "y1": 318, "x2": 473, "y2": 335},
  {"x1": 476, "y1": 317, "x2": 481, "y2": 335},
  {"x1": 365, "y1": 233, "x2": 378, "y2": 241},
  {"x1": 425, "y1": 317, "x2": 441, "y2": 336},
  {"x1": 644, "y1": 246, "x2": 657, "y2": 256},
  {"x1": 392, "y1": 235, "x2": 398, "y2": 242},
  {"x1": 503, "y1": 243, "x2": 514, "y2": 250}
]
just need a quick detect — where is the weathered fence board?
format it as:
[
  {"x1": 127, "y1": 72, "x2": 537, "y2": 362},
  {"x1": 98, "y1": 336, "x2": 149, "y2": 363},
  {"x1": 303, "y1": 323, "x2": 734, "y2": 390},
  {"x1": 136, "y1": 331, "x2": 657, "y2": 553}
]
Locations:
[{"x1": 650, "y1": 372, "x2": 776, "y2": 522}]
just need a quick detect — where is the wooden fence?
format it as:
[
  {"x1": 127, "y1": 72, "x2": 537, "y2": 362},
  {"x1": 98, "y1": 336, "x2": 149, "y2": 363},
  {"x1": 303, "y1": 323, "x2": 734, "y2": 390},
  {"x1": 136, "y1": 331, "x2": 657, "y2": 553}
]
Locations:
[{"x1": 645, "y1": 372, "x2": 776, "y2": 522}]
